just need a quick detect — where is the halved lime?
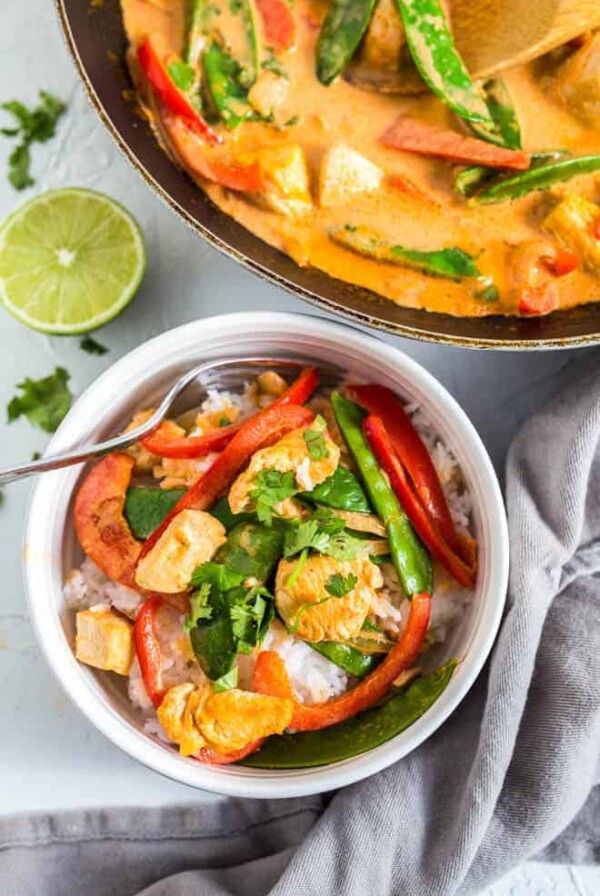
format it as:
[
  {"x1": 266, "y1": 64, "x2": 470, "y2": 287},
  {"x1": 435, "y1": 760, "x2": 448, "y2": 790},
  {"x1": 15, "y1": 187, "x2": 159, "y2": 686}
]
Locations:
[{"x1": 0, "y1": 188, "x2": 146, "y2": 334}]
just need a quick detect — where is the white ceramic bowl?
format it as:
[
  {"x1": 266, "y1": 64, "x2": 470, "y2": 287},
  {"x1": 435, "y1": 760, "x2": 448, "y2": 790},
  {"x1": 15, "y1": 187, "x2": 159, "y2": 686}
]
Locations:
[{"x1": 24, "y1": 312, "x2": 508, "y2": 799}]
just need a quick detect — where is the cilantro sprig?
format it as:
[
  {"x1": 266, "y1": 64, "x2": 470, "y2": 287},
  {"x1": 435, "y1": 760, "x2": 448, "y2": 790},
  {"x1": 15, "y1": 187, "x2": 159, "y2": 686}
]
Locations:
[
  {"x1": 1, "y1": 91, "x2": 65, "y2": 189},
  {"x1": 303, "y1": 415, "x2": 329, "y2": 461},
  {"x1": 283, "y1": 509, "x2": 365, "y2": 562},
  {"x1": 7, "y1": 366, "x2": 72, "y2": 433},
  {"x1": 325, "y1": 572, "x2": 358, "y2": 598},
  {"x1": 250, "y1": 469, "x2": 298, "y2": 524},
  {"x1": 80, "y1": 335, "x2": 109, "y2": 356}
]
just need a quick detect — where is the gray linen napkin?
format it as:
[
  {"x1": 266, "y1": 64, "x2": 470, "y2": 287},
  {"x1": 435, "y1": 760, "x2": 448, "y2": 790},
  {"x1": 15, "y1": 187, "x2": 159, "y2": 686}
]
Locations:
[{"x1": 2, "y1": 362, "x2": 600, "y2": 896}]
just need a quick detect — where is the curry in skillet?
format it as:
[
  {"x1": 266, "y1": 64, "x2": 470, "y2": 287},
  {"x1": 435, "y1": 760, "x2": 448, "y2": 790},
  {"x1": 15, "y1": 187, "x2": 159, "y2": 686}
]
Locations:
[{"x1": 122, "y1": 0, "x2": 600, "y2": 317}]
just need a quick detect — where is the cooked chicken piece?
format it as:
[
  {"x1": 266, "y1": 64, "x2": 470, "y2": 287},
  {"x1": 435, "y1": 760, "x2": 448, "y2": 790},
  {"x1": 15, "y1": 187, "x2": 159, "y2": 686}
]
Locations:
[
  {"x1": 256, "y1": 144, "x2": 312, "y2": 217},
  {"x1": 157, "y1": 683, "x2": 293, "y2": 756},
  {"x1": 248, "y1": 71, "x2": 289, "y2": 117},
  {"x1": 553, "y1": 33, "x2": 600, "y2": 127},
  {"x1": 135, "y1": 509, "x2": 226, "y2": 593},
  {"x1": 319, "y1": 144, "x2": 384, "y2": 208},
  {"x1": 334, "y1": 510, "x2": 387, "y2": 538},
  {"x1": 543, "y1": 194, "x2": 600, "y2": 274},
  {"x1": 75, "y1": 605, "x2": 134, "y2": 675},
  {"x1": 275, "y1": 554, "x2": 383, "y2": 642},
  {"x1": 257, "y1": 370, "x2": 288, "y2": 397},
  {"x1": 196, "y1": 689, "x2": 293, "y2": 753},
  {"x1": 157, "y1": 682, "x2": 209, "y2": 757},
  {"x1": 228, "y1": 424, "x2": 340, "y2": 515},
  {"x1": 153, "y1": 455, "x2": 218, "y2": 490}
]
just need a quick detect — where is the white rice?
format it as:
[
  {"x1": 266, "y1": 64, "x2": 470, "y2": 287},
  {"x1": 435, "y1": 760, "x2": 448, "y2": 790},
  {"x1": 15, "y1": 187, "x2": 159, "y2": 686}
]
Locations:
[{"x1": 64, "y1": 384, "x2": 475, "y2": 745}]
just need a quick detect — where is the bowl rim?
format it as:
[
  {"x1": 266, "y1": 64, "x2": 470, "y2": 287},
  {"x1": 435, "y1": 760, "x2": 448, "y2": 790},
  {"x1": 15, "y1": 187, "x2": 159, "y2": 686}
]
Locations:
[
  {"x1": 24, "y1": 311, "x2": 509, "y2": 798},
  {"x1": 53, "y1": 0, "x2": 600, "y2": 351}
]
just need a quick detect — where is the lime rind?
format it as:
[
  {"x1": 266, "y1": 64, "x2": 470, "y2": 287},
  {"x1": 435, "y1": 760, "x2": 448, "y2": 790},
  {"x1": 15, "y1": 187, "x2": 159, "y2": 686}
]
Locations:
[{"x1": 0, "y1": 187, "x2": 146, "y2": 334}]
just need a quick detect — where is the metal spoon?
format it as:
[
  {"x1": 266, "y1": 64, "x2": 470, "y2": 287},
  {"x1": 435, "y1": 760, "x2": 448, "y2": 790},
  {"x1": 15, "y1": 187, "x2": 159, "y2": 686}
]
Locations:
[{"x1": 0, "y1": 356, "x2": 342, "y2": 487}]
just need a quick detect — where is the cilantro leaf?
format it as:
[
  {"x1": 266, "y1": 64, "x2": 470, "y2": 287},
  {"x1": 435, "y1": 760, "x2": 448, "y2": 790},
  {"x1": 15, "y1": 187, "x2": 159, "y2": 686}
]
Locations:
[
  {"x1": 283, "y1": 509, "x2": 361, "y2": 561},
  {"x1": 325, "y1": 572, "x2": 358, "y2": 598},
  {"x1": 80, "y1": 335, "x2": 109, "y2": 355},
  {"x1": 1, "y1": 91, "x2": 65, "y2": 190},
  {"x1": 7, "y1": 366, "x2": 72, "y2": 433},
  {"x1": 213, "y1": 667, "x2": 238, "y2": 692},
  {"x1": 326, "y1": 530, "x2": 366, "y2": 562},
  {"x1": 190, "y1": 561, "x2": 244, "y2": 592},
  {"x1": 303, "y1": 415, "x2": 329, "y2": 461},
  {"x1": 283, "y1": 518, "x2": 330, "y2": 558},
  {"x1": 167, "y1": 61, "x2": 195, "y2": 92},
  {"x1": 250, "y1": 469, "x2": 298, "y2": 524},
  {"x1": 183, "y1": 582, "x2": 213, "y2": 633},
  {"x1": 229, "y1": 586, "x2": 274, "y2": 653}
]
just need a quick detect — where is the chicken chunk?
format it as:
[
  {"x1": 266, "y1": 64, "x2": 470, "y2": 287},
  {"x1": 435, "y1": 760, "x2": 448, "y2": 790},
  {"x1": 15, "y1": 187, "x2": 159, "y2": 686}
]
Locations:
[
  {"x1": 248, "y1": 71, "x2": 289, "y2": 117},
  {"x1": 75, "y1": 605, "x2": 134, "y2": 675},
  {"x1": 228, "y1": 424, "x2": 340, "y2": 515},
  {"x1": 553, "y1": 33, "x2": 600, "y2": 127},
  {"x1": 257, "y1": 144, "x2": 312, "y2": 217},
  {"x1": 135, "y1": 510, "x2": 226, "y2": 593},
  {"x1": 275, "y1": 554, "x2": 383, "y2": 642},
  {"x1": 157, "y1": 683, "x2": 293, "y2": 756},
  {"x1": 543, "y1": 194, "x2": 600, "y2": 274},
  {"x1": 318, "y1": 144, "x2": 383, "y2": 209}
]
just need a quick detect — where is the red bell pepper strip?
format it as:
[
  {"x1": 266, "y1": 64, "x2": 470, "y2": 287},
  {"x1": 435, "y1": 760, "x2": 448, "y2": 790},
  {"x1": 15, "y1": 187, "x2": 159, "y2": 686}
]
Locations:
[
  {"x1": 74, "y1": 453, "x2": 142, "y2": 589},
  {"x1": 196, "y1": 739, "x2": 264, "y2": 765},
  {"x1": 254, "y1": 592, "x2": 431, "y2": 731},
  {"x1": 380, "y1": 117, "x2": 530, "y2": 170},
  {"x1": 137, "y1": 37, "x2": 221, "y2": 146},
  {"x1": 541, "y1": 246, "x2": 580, "y2": 277},
  {"x1": 142, "y1": 366, "x2": 318, "y2": 459},
  {"x1": 255, "y1": 0, "x2": 296, "y2": 51},
  {"x1": 134, "y1": 595, "x2": 166, "y2": 707},
  {"x1": 162, "y1": 113, "x2": 262, "y2": 192},
  {"x1": 364, "y1": 415, "x2": 476, "y2": 588},
  {"x1": 138, "y1": 402, "x2": 315, "y2": 562},
  {"x1": 518, "y1": 282, "x2": 560, "y2": 316},
  {"x1": 347, "y1": 383, "x2": 466, "y2": 561}
]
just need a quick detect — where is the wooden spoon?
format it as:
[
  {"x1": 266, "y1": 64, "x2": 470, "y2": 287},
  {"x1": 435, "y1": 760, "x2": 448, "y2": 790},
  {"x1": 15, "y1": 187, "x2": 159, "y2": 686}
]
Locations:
[{"x1": 345, "y1": 0, "x2": 600, "y2": 95}]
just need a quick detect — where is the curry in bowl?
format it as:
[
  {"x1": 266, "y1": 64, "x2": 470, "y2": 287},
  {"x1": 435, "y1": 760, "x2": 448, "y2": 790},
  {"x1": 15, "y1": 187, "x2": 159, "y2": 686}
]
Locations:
[{"x1": 122, "y1": 0, "x2": 600, "y2": 318}]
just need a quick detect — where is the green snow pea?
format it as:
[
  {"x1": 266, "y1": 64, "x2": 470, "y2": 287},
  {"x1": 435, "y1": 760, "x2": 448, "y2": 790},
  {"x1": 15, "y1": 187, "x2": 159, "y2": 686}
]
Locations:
[
  {"x1": 124, "y1": 487, "x2": 186, "y2": 540},
  {"x1": 243, "y1": 661, "x2": 457, "y2": 767},
  {"x1": 468, "y1": 78, "x2": 522, "y2": 149},
  {"x1": 203, "y1": 42, "x2": 253, "y2": 128},
  {"x1": 301, "y1": 465, "x2": 372, "y2": 514},
  {"x1": 214, "y1": 521, "x2": 284, "y2": 583},
  {"x1": 395, "y1": 0, "x2": 495, "y2": 128},
  {"x1": 331, "y1": 392, "x2": 432, "y2": 596},
  {"x1": 455, "y1": 151, "x2": 571, "y2": 199},
  {"x1": 316, "y1": 0, "x2": 378, "y2": 86},
  {"x1": 474, "y1": 155, "x2": 600, "y2": 204},
  {"x1": 209, "y1": 496, "x2": 256, "y2": 531},
  {"x1": 330, "y1": 225, "x2": 481, "y2": 282},
  {"x1": 309, "y1": 641, "x2": 380, "y2": 677}
]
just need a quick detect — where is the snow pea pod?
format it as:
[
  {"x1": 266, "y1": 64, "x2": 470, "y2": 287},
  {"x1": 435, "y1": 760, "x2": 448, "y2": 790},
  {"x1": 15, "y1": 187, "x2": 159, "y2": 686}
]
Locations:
[
  {"x1": 203, "y1": 43, "x2": 253, "y2": 129},
  {"x1": 316, "y1": 0, "x2": 378, "y2": 86},
  {"x1": 209, "y1": 496, "x2": 256, "y2": 531},
  {"x1": 244, "y1": 661, "x2": 456, "y2": 767},
  {"x1": 310, "y1": 641, "x2": 380, "y2": 677},
  {"x1": 214, "y1": 521, "x2": 283, "y2": 582},
  {"x1": 468, "y1": 78, "x2": 522, "y2": 150},
  {"x1": 455, "y1": 151, "x2": 570, "y2": 199},
  {"x1": 395, "y1": 0, "x2": 495, "y2": 128},
  {"x1": 301, "y1": 465, "x2": 372, "y2": 513},
  {"x1": 330, "y1": 225, "x2": 481, "y2": 282},
  {"x1": 474, "y1": 155, "x2": 600, "y2": 204},
  {"x1": 331, "y1": 392, "x2": 432, "y2": 596},
  {"x1": 185, "y1": 0, "x2": 209, "y2": 65}
]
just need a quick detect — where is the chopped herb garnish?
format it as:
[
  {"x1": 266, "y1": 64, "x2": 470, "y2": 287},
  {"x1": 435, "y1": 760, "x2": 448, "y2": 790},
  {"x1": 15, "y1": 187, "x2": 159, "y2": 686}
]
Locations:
[
  {"x1": 218, "y1": 416, "x2": 231, "y2": 427},
  {"x1": 1, "y1": 91, "x2": 65, "y2": 189},
  {"x1": 285, "y1": 547, "x2": 309, "y2": 587},
  {"x1": 80, "y1": 335, "x2": 109, "y2": 356},
  {"x1": 183, "y1": 582, "x2": 213, "y2": 633},
  {"x1": 303, "y1": 415, "x2": 328, "y2": 460},
  {"x1": 32, "y1": 451, "x2": 42, "y2": 461},
  {"x1": 213, "y1": 667, "x2": 238, "y2": 692},
  {"x1": 325, "y1": 572, "x2": 358, "y2": 598},
  {"x1": 229, "y1": 585, "x2": 274, "y2": 652},
  {"x1": 7, "y1": 366, "x2": 72, "y2": 433},
  {"x1": 190, "y1": 561, "x2": 244, "y2": 592},
  {"x1": 167, "y1": 61, "x2": 196, "y2": 92},
  {"x1": 250, "y1": 468, "x2": 298, "y2": 524}
]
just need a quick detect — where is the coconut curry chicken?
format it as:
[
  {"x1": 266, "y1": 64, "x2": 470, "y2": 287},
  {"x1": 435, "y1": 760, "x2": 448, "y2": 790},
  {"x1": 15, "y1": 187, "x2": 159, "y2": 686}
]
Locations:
[{"x1": 122, "y1": 0, "x2": 600, "y2": 317}]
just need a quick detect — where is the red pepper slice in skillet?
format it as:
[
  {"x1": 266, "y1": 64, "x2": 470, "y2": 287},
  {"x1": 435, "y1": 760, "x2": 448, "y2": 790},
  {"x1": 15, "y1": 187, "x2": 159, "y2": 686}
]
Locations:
[
  {"x1": 253, "y1": 592, "x2": 431, "y2": 732},
  {"x1": 142, "y1": 366, "x2": 319, "y2": 459},
  {"x1": 74, "y1": 453, "x2": 142, "y2": 590},
  {"x1": 364, "y1": 416, "x2": 476, "y2": 588},
  {"x1": 255, "y1": 0, "x2": 296, "y2": 52},
  {"x1": 196, "y1": 739, "x2": 264, "y2": 765},
  {"x1": 137, "y1": 37, "x2": 221, "y2": 146},
  {"x1": 347, "y1": 384, "x2": 469, "y2": 562},
  {"x1": 137, "y1": 402, "x2": 315, "y2": 563}
]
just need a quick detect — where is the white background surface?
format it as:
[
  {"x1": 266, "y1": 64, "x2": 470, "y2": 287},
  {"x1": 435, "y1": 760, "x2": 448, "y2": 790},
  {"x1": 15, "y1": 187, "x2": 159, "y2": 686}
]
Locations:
[{"x1": 0, "y1": 1, "x2": 598, "y2": 893}]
